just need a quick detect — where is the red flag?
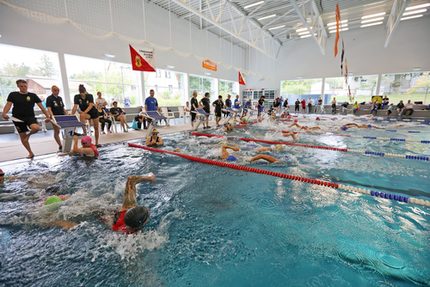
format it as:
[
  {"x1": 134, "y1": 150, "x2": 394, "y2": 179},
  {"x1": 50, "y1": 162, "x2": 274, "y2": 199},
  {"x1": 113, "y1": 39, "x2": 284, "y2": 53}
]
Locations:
[
  {"x1": 334, "y1": 4, "x2": 341, "y2": 57},
  {"x1": 238, "y1": 71, "x2": 246, "y2": 85},
  {"x1": 129, "y1": 44, "x2": 155, "y2": 72}
]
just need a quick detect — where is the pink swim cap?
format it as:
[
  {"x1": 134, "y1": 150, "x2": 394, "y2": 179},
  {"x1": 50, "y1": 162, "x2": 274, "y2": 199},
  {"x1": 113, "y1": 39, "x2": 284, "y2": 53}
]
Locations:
[
  {"x1": 294, "y1": 119, "x2": 298, "y2": 123},
  {"x1": 81, "y1": 136, "x2": 92, "y2": 145}
]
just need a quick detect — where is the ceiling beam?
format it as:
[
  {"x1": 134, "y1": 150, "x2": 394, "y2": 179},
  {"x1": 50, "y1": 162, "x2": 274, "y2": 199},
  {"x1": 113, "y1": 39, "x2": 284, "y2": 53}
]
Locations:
[{"x1": 384, "y1": 0, "x2": 409, "y2": 47}]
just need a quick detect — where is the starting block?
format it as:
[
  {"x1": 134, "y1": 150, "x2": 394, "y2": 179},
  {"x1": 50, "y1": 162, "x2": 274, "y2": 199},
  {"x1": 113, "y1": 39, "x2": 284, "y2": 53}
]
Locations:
[
  {"x1": 192, "y1": 108, "x2": 210, "y2": 130},
  {"x1": 53, "y1": 115, "x2": 83, "y2": 153},
  {"x1": 142, "y1": 111, "x2": 168, "y2": 137}
]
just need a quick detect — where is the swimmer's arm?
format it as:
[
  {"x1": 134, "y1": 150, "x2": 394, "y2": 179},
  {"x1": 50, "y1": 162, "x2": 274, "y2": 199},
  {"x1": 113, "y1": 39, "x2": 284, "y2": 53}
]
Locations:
[
  {"x1": 250, "y1": 154, "x2": 278, "y2": 163},
  {"x1": 122, "y1": 174, "x2": 156, "y2": 210},
  {"x1": 156, "y1": 137, "x2": 164, "y2": 145},
  {"x1": 145, "y1": 136, "x2": 152, "y2": 146}
]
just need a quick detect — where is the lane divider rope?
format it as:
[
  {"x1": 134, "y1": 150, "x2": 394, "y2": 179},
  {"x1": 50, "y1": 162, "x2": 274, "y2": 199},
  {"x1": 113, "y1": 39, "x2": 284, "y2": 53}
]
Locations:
[{"x1": 128, "y1": 143, "x2": 430, "y2": 208}]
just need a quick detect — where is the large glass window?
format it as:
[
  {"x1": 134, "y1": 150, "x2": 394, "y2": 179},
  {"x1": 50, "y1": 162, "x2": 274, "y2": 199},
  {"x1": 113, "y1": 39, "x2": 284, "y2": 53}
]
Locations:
[
  {"x1": 280, "y1": 78, "x2": 323, "y2": 104},
  {"x1": 65, "y1": 54, "x2": 142, "y2": 107},
  {"x1": 0, "y1": 44, "x2": 62, "y2": 109},
  {"x1": 219, "y1": 79, "x2": 239, "y2": 98},
  {"x1": 324, "y1": 75, "x2": 378, "y2": 104},
  {"x1": 189, "y1": 75, "x2": 218, "y2": 102},
  {"x1": 380, "y1": 72, "x2": 430, "y2": 104},
  {"x1": 144, "y1": 69, "x2": 187, "y2": 106}
]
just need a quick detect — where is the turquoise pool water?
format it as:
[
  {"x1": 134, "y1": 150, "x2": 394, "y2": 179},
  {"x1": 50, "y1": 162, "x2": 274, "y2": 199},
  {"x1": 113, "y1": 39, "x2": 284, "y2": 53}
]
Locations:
[{"x1": 0, "y1": 116, "x2": 429, "y2": 286}]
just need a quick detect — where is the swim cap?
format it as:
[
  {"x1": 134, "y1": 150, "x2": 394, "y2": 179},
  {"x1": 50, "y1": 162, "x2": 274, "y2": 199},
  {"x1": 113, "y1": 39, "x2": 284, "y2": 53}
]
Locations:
[
  {"x1": 316, "y1": 117, "x2": 320, "y2": 121},
  {"x1": 152, "y1": 129, "x2": 159, "y2": 134},
  {"x1": 340, "y1": 126, "x2": 348, "y2": 131},
  {"x1": 294, "y1": 119, "x2": 298, "y2": 123},
  {"x1": 0, "y1": 168, "x2": 4, "y2": 176},
  {"x1": 367, "y1": 124, "x2": 372, "y2": 128},
  {"x1": 226, "y1": 155, "x2": 237, "y2": 162},
  {"x1": 124, "y1": 206, "x2": 149, "y2": 229},
  {"x1": 44, "y1": 195, "x2": 63, "y2": 205},
  {"x1": 81, "y1": 136, "x2": 92, "y2": 145}
]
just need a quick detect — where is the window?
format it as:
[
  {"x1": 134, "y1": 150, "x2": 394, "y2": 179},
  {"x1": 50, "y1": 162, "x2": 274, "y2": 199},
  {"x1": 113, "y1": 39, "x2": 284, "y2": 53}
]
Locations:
[
  {"x1": 347, "y1": 75, "x2": 378, "y2": 103},
  {"x1": 219, "y1": 80, "x2": 239, "y2": 99},
  {"x1": 280, "y1": 78, "x2": 323, "y2": 104},
  {"x1": 145, "y1": 69, "x2": 186, "y2": 106},
  {"x1": 380, "y1": 72, "x2": 430, "y2": 104},
  {"x1": 65, "y1": 54, "x2": 142, "y2": 107},
  {"x1": 324, "y1": 77, "x2": 350, "y2": 104},
  {"x1": 189, "y1": 75, "x2": 218, "y2": 102},
  {"x1": 0, "y1": 44, "x2": 62, "y2": 108}
]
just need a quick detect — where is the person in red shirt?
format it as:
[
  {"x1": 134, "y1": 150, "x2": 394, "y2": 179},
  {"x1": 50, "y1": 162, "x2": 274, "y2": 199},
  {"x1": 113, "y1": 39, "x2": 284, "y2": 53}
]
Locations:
[
  {"x1": 112, "y1": 174, "x2": 156, "y2": 234},
  {"x1": 301, "y1": 99, "x2": 306, "y2": 113}
]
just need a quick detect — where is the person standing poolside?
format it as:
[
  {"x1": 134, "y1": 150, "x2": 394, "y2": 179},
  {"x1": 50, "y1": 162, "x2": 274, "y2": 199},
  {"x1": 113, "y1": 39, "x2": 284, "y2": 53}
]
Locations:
[
  {"x1": 225, "y1": 94, "x2": 232, "y2": 118},
  {"x1": 2, "y1": 79, "x2": 51, "y2": 159},
  {"x1": 200, "y1": 92, "x2": 211, "y2": 129},
  {"x1": 46, "y1": 85, "x2": 66, "y2": 152},
  {"x1": 145, "y1": 128, "x2": 164, "y2": 147},
  {"x1": 301, "y1": 99, "x2": 306, "y2": 114},
  {"x1": 71, "y1": 84, "x2": 100, "y2": 147},
  {"x1": 257, "y1": 96, "x2": 265, "y2": 122},
  {"x1": 213, "y1": 95, "x2": 224, "y2": 127},
  {"x1": 283, "y1": 98, "x2": 289, "y2": 111},
  {"x1": 295, "y1": 99, "x2": 300, "y2": 112},
  {"x1": 331, "y1": 97, "x2": 337, "y2": 114},
  {"x1": 190, "y1": 91, "x2": 199, "y2": 128},
  {"x1": 233, "y1": 95, "x2": 240, "y2": 109}
]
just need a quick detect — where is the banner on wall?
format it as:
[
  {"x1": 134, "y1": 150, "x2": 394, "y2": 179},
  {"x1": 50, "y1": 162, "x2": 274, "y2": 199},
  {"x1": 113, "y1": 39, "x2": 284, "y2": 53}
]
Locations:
[
  {"x1": 238, "y1": 71, "x2": 246, "y2": 85},
  {"x1": 202, "y1": 59, "x2": 217, "y2": 71},
  {"x1": 129, "y1": 45, "x2": 156, "y2": 72}
]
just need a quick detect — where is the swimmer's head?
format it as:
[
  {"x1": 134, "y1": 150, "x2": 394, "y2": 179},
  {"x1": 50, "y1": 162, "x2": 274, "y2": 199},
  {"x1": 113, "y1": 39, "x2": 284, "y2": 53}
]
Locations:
[
  {"x1": 81, "y1": 136, "x2": 92, "y2": 146},
  {"x1": 226, "y1": 155, "x2": 237, "y2": 162},
  {"x1": 0, "y1": 168, "x2": 4, "y2": 184},
  {"x1": 367, "y1": 124, "x2": 372, "y2": 128},
  {"x1": 274, "y1": 144, "x2": 284, "y2": 152},
  {"x1": 44, "y1": 195, "x2": 63, "y2": 205},
  {"x1": 152, "y1": 129, "x2": 159, "y2": 134},
  {"x1": 316, "y1": 117, "x2": 320, "y2": 121},
  {"x1": 294, "y1": 119, "x2": 298, "y2": 123},
  {"x1": 340, "y1": 126, "x2": 348, "y2": 131},
  {"x1": 124, "y1": 206, "x2": 150, "y2": 231}
]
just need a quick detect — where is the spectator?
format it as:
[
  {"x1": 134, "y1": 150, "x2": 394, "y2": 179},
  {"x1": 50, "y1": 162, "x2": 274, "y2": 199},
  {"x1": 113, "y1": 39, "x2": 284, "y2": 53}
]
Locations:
[
  {"x1": 134, "y1": 107, "x2": 148, "y2": 130},
  {"x1": 99, "y1": 107, "x2": 112, "y2": 134},
  {"x1": 257, "y1": 95, "x2": 265, "y2": 122},
  {"x1": 341, "y1": 102, "x2": 349, "y2": 115},
  {"x1": 224, "y1": 94, "x2": 232, "y2": 118},
  {"x1": 396, "y1": 100, "x2": 405, "y2": 115},
  {"x1": 387, "y1": 103, "x2": 395, "y2": 117},
  {"x1": 95, "y1": 92, "x2": 108, "y2": 111},
  {"x1": 294, "y1": 99, "x2": 300, "y2": 112},
  {"x1": 46, "y1": 85, "x2": 66, "y2": 152},
  {"x1": 400, "y1": 100, "x2": 414, "y2": 117},
  {"x1": 382, "y1": 95, "x2": 389, "y2": 109},
  {"x1": 301, "y1": 99, "x2": 306, "y2": 113},
  {"x1": 233, "y1": 95, "x2": 240, "y2": 109},
  {"x1": 212, "y1": 95, "x2": 224, "y2": 127},
  {"x1": 283, "y1": 98, "x2": 289, "y2": 110},
  {"x1": 352, "y1": 101, "x2": 359, "y2": 115},
  {"x1": 307, "y1": 98, "x2": 313, "y2": 113},
  {"x1": 200, "y1": 92, "x2": 211, "y2": 129},
  {"x1": 110, "y1": 101, "x2": 128, "y2": 132},
  {"x1": 317, "y1": 97, "x2": 323, "y2": 113},
  {"x1": 190, "y1": 91, "x2": 198, "y2": 128},
  {"x1": 331, "y1": 97, "x2": 337, "y2": 114}
]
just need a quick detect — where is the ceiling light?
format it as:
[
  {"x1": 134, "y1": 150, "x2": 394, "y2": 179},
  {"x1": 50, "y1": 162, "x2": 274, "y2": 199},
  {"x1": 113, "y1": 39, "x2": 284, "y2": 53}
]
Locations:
[
  {"x1": 412, "y1": 67, "x2": 422, "y2": 71},
  {"x1": 360, "y1": 21, "x2": 383, "y2": 28},
  {"x1": 258, "y1": 14, "x2": 276, "y2": 21},
  {"x1": 300, "y1": 34, "x2": 313, "y2": 38},
  {"x1": 167, "y1": 65, "x2": 175, "y2": 69},
  {"x1": 269, "y1": 25, "x2": 285, "y2": 30},
  {"x1": 298, "y1": 31, "x2": 310, "y2": 36},
  {"x1": 401, "y1": 14, "x2": 424, "y2": 20},
  {"x1": 328, "y1": 28, "x2": 349, "y2": 33},
  {"x1": 361, "y1": 12, "x2": 386, "y2": 19},
  {"x1": 244, "y1": 1, "x2": 264, "y2": 9},
  {"x1": 327, "y1": 20, "x2": 348, "y2": 26},
  {"x1": 296, "y1": 26, "x2": 312, "y2": 32},
  {"x1": 361, "y1": 17, "x2": 385, "y2": 24},
  {"x1": 405, "y1": 3, "x2": 430, "y2": 10},
  {"x1": 104, "y1": 53, "x2": 115, "y2": 58},
  {"x1": 327, "y1": 24, "x2": 348, "y2": 29},
  {"x1": 402, "y1": 8, "x2": 427, "y2": 16}
]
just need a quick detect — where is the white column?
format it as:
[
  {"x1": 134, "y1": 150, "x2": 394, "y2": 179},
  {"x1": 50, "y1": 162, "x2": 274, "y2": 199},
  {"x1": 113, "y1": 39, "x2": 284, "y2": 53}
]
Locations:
[
  {"x1": 376, "y1": 74, "x2": 382, "y2": 95},
  {"x1": 321, "y1": 77, "x2": 326, "y2": 104},
  {"x1": 58, "y1": 53, "x2": 71, "y2": 108},
  {"x1": 140, "y1": 71, "x2": 145, "y2": 106}
]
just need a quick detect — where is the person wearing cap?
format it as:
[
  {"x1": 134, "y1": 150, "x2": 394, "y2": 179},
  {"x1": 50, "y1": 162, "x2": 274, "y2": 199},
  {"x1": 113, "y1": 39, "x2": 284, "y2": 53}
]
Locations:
[
  {"x1": 111, "y1": 174, "x2": 155, "y2": 234},
  {"x1": 145, "y1": 129, "x2": 164, "y2": 147},
  {"x1": 224, "y1": 122, "x2": 233, "y2": 133},
  {"x1": 46, "y1": 85, "x2": 67, "y2": 152},
  {"x1": 70, "y1": 135, "x2": 99, "y2": 158},
  {"x1": 2, "y1": 79, "x2": 51, "y2": 159}
]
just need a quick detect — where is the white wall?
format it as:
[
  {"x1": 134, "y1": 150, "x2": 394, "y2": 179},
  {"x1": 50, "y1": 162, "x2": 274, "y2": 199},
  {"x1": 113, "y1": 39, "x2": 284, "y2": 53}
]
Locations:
[
  {"x1": 247, "y1": 16, "x2": 430, "y2": 89},
  {"x1": 0, "y1": 0, "x2": 245, "y2": 87}
]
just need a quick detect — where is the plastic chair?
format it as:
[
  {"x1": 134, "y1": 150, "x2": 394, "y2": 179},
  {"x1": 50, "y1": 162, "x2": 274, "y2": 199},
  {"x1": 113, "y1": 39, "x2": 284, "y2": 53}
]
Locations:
[{"x1": 160, "y1": 107, "x2": 174, "y2": 125}]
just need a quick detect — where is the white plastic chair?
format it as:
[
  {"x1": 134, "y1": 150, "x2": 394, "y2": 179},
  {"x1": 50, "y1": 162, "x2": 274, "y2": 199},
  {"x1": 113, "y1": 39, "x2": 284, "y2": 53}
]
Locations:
[
  {"x1": 178, "y1": 106, "x2": 190, "y2": 123},
  {"x1": 160, "y1": 107, "x2": 174, "y2": 125}
]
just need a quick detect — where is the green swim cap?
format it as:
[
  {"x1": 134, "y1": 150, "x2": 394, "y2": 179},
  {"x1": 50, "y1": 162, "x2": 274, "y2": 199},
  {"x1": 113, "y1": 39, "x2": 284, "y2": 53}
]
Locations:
[{"x1": 44, "y1": 195, "x2": 63, "y2": 205}]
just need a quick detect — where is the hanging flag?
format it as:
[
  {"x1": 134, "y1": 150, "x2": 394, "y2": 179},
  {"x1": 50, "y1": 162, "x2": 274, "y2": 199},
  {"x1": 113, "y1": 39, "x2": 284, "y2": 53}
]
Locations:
[
  {"x1": 340, "y1": 40, "x2": 345, "y2": 76},
  {"x1": 129, "y1": 44, "x2": 156, "y2": 72},
  {"x1": 344, "y1": 58, "x2": 349, "y2": 83},
  {"x1": 334, "y1": 4, "x2": 341, "y2": 57},
  {"x1": 238, "y1": 71, "x2": 246, "y2": 85}
]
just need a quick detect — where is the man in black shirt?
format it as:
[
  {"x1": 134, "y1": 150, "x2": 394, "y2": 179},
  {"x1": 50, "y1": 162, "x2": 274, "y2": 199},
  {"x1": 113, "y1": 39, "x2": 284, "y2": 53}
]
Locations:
[
  {"x1": 71, "y1": 84, "x2": 100, "y2": 147},
  {"x1": 224, "y1": 94, "x2": 232, "y2": 118},
  {"x1": 295, "y1": 99, "x2": 300, "y2": 112},
  {"x1": 212, "y1": 95, "x2": 224, "y2": 127},
  {"x1": 200, "y1": 92, "x2": 211, "y2": 129},
  {"x1": 2, "y1": 79, "x2": 50, "y2": 159},
  {"x1": 46, "y1": 85, "x2": 66, "y2": 151},
  {"x1": 190, "y1": 91, "x2": 199, "y2": 128}
]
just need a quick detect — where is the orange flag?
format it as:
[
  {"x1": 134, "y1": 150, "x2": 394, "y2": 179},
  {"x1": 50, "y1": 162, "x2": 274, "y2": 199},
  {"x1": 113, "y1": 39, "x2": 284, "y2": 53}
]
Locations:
[
  {"x1": 129, "y1": 45, "x2": 155, "y2": 72},
  {"x1": 334, "y1": 4, "x2": 341, "y2": 57},
  {"x1": 238, "y1": 71, "x2": 246, "y2": 85}
]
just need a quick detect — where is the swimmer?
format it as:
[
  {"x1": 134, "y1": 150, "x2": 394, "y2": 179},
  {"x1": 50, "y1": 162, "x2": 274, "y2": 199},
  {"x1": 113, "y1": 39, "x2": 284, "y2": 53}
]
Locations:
[
  {"x1": 111, "y1": 174, "x2": 155, "y2": 234},
  {"x1": 255, "y1": 144, "x2": 285, "y2": 153},
  {"x1": 146, "y1": 128, "x2": 164, "y2": 147},
  {"x1": 0, "y1": 168, "x2": 4, "y2": 185},
  {"x1": 289, "y1": 122, "x2": 321, "y2": 131},
  {"x1": 224, "y1": 122, "x2": 234, "y2": 132},
  {"x1": 70, "y1": 135, "x2": 99, "y2": 158},
  {"x1": 281, "y1": 130, "x2": 299, "y2": 140},
  {"x1": 340, "y1": 123, "x2": 382, "y2": 131},
  {"x1": 221, "y1": 144, "x2": 240, "y2": 160}
]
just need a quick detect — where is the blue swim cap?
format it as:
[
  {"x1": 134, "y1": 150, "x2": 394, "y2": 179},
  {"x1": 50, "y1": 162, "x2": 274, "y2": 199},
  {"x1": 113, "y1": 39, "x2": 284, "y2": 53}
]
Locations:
[
  {"x1": 340, "y1": 126, "x2": 348, "y2": 131},
  {"x1": 226, "y1": 155, "x2": 237, "y2": 162},
  {"x1": 367, "y1": 124, "x2": 372, "y2": 128}
]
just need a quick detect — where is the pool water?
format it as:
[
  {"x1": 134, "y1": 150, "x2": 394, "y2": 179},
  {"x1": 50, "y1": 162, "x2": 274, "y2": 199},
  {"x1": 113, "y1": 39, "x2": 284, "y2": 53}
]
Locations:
[{"x1": 0, "y1": 116, "x2": 429, "y2": 286}]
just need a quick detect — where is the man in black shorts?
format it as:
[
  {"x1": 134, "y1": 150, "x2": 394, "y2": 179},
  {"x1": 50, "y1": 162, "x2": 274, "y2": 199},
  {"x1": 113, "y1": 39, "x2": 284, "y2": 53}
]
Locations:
[
  {"x1": 71, "y1": 84, "x2": 100, "y2": 147},
  {"x1": 212, "y1": 95, "x2": 224, "y2": 127},
  {"x1": 190, "y1": 91, "x2": 198, "y2": 128},
  {"x1": 46, "y1": 85, "x2": 66, "y2": 152},
  {"x1": 2, "y1": 79, "x2": 50, "y2": 159},
  {"x1": 200, "y1": 92, "x2": 211, "y2": 129}
]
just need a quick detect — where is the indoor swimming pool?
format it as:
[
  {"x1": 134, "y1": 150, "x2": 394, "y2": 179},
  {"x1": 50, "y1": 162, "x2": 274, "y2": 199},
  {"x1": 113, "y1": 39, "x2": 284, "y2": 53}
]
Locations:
[{"x1": 0, "y1": 116, "x2": 429, "y2": 286}]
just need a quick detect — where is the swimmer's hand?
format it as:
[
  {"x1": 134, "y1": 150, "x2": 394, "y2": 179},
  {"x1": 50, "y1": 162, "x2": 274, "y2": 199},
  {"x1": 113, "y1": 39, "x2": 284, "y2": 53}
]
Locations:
[{"x1": 146, "y1": 172, "x2": 156, "y2": 182}]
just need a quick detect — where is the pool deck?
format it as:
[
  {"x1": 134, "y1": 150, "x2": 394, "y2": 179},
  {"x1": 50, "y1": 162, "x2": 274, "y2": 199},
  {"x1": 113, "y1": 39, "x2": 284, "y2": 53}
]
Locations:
[{"x1": 0, "y1": 119, "x2": 214, "y2": 163}]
